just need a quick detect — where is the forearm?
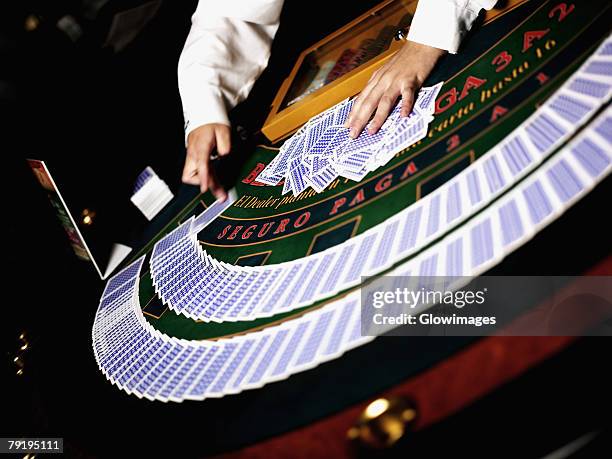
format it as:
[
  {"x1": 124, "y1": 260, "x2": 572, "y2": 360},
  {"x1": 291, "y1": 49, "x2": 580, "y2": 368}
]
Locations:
[{"x1": 178, "y1": 0, "x2": 283, "y2": 139}]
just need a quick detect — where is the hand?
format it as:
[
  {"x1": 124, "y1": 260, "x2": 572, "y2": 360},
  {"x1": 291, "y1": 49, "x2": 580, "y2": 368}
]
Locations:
[
  {"x1": 182, "y1": 123, "x2": 230, "y2": 200},
  {"x1": 345, "y1": 40, "x2": 446, "y2": 138}
]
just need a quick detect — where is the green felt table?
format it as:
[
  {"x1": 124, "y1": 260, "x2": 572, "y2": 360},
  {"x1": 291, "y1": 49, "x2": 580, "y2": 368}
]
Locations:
[{"x1": 128, "y1": 0, "x2": 611, "y2": 341}]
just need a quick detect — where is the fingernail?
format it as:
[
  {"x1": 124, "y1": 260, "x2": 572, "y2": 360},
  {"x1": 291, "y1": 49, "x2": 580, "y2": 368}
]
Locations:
[{"x1": 349, "y1": 128, "x2": 356, "y2": 139}]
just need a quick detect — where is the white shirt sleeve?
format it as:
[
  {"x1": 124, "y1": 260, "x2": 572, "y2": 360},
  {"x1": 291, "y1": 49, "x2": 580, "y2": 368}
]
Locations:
[
  {"x1": 178, "y1": 0, "x2": 284, "y2": 140},
  {"x1": 407, "y1": 0, "x2": 498, "y2": 53}
]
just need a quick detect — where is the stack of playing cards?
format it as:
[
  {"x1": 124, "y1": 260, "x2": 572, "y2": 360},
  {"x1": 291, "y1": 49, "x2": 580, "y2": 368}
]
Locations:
[
  {"x1": 131, "y1": 167, "x2": 174, "y2": 221},
  {"x1": 256, "y1": 83, "x2": 443, "y2": 196}
]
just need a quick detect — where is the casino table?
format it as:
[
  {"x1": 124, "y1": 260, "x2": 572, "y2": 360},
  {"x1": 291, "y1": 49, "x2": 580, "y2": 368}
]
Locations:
[
  {"x1": 49, "y1": 0, "x2": 612, "y2": 456},
  {"x1": 132, "y1": 0, "x2": 611, "y2": 339}
]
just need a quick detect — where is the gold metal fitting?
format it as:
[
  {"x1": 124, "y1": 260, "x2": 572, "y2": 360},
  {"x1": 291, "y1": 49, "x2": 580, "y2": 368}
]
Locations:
[
  {"x1": 81, "y1": 208, "x2": 96, "y2": 226},
  {"x1": 24, "y1": 15, "x2": 40, "y2": 32},
  {"x1": 348, "y1": 396, "x2": 417, "y2": 449}
]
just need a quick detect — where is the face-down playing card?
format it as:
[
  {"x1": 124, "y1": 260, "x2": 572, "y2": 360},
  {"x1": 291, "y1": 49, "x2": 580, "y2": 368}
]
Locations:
[{"x1": 256, "y1": 83, "x2": 443, "y2": 194}]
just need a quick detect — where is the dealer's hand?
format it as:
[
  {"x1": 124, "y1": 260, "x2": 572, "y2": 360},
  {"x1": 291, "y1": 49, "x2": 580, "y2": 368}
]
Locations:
[
  {"x1": 345, "y1": 40, "x2": 446, "y2": 138},
  {"x1": 182, "y1": 123, "x2": 230, "y2": 200}
]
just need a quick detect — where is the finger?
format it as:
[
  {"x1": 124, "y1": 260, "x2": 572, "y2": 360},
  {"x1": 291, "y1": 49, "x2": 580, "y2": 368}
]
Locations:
[
  {"x1": 215, "y1": 126, "x2": 231, "y2": 156},
  {"x1": 208, "y1": 170, "x2": 227, "y2": 201},
  {"x1": 346, "y1": 82, "x2": 377, "y2": 128},
  {"x1": 348, "y1": 89, "x2": 383, "y2": 138},
  {"x1": 400, "y1": 85, "x2": 417, "y2": 117},
  {"x1": 197, "y1": 153, "x2": 209, "y2": 194},
  {"x1": 346, "y1": 70, "x2": 384, "y2": 127},
  {"x1": 367, "y1": 68, "x2": 380, "y2": 84},
  {"x1": 182, "y1": 149, "x2": 200, "y2": 184},
  {"x1": 194, "y1": 139, "x2": 215, "y2": 194},
  {"x1": 183, "y1": 126, "x2": 215, "y2": 182},
  {"x1": 368, "y1": 92, "x2": 398, "y2": 134},
  {"x1": 346, "y1": 93, "x2": 363, "y2": 128}
]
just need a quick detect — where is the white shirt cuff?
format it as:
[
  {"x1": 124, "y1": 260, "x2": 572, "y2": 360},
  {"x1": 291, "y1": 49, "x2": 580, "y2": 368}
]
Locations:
[
  {"x1": 407, "y1": 0, "x2": 481, "y2": 54},
  {"x1": 182, "y1": 84, "x2": 230, "y2": 145}
]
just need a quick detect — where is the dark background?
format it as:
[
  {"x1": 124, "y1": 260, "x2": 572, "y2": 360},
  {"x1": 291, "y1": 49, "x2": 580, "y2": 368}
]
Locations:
[{"x1": 2, "y1": 1, "x2": 612, "y2": 457}]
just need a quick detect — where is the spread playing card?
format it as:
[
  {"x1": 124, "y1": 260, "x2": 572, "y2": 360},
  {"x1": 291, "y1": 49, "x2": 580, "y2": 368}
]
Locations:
[{"x1": 256, "y1": 83, "x2": 444, "y2": 196}]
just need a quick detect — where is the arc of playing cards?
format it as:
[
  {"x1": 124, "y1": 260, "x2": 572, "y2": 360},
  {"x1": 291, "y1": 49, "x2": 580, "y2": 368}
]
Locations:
[{"x1": 256, "y1": 82, "x2": 443, "y2": 196}]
